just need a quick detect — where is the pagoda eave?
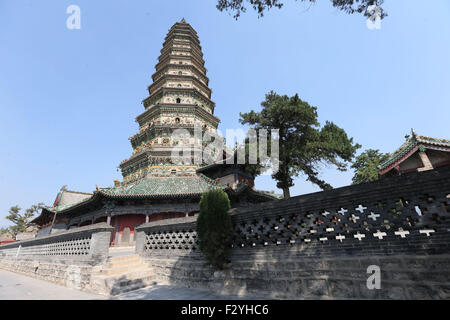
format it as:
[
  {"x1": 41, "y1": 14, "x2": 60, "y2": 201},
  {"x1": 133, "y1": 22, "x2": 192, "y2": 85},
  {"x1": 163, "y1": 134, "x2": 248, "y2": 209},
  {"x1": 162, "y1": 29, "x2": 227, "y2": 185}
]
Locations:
[
  {"x1": 136, "y1": 103, "x2": 219, "y2": 128},
  {"x1": 148, "y1": 74, "x2": 212, "y2": 97},
  {"x1": 152, "y1": 64, "x2": 209, "y2": 85},
  {"x1": 142, "y1": 87, "x2": 215, "y2": 109}
]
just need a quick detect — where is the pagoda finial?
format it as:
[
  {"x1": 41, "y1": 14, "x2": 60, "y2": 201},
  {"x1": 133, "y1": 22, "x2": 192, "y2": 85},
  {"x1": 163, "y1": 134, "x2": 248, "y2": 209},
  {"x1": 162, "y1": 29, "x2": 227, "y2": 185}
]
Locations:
[{"x1": 181, "y1": 18, "x2": 186, "y2": 23}]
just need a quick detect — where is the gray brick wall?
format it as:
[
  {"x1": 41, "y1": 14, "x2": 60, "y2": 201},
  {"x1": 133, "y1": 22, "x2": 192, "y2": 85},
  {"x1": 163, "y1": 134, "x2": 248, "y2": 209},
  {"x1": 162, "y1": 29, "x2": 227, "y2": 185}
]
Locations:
[{"x1": 136, "y1": 166, "x2": 450, "y2": 299}]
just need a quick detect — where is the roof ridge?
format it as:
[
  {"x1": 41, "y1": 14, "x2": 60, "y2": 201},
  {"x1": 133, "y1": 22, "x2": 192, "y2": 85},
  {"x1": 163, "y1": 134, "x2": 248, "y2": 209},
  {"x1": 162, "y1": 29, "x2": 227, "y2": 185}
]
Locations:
[
  {"x1": 379, "y1": 131, "x2": 450, "y2": 171},
  {"x1": 64, "y1": 189, "x2": 93, "y2": 196}
]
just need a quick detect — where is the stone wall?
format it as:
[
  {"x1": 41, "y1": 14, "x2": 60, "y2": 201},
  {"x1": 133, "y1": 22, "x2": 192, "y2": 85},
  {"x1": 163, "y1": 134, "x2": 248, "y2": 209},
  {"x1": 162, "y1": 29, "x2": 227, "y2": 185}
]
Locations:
[
  {"x1": 0, "y1": 259, "x2": 96, "y2": 292},
  {"x1": 0, "y1": 223, "x2": 113, "y2": 293},
  {"x1": 135, "y1": 167, "x2": 450, "y2": 299}
]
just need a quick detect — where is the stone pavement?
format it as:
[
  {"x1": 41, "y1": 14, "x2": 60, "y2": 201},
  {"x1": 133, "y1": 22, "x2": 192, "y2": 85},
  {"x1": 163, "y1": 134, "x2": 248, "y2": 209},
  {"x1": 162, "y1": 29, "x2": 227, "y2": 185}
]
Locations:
[
  {"x1": 0, "y1": 269, "x2": 104, "y2": 300},
  {"x1": 0, "y1": 269, "x2": 262, "y2": 300}
]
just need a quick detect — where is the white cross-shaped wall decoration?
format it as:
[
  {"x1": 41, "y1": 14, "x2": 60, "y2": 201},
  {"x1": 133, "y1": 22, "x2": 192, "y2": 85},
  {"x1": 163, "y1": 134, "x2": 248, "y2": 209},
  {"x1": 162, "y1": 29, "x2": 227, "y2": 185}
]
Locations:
[
  {"x1": 335, "y1": 235, "x2": 346, "y2": 242},
  {"x1": 368, "y1": 212, "x2": 381, "y2": 221},
  {"x1": 322, "y1": 211, "x2": 330, "y2": 217},
  {"x1": 304, "y1": 238, "x2": 311, "y2": 243},
  {"x1": 326, "y1": 227, "x2": 334, "y2": 232},
  {"x1": 419, "y1": 229, "x2": 435, "y2": 237},
  {"x1": 337, "y1": 208, "x2": 348, "y2": 215},
  {"x1": 350, "y1": 214, "x2": 360, "y2": 223},
  {"x1": 373, "y1": 230, "x2": 387, "y2": 239},
  {"x1": 355, "y1": 204, "x2": 367, "y2": 213},
  {"x1": 319, "y1": 237, "x2": 328, "y2": 242},
  {"x1": 354, "y1": 233, "x2": 366, "y2": 241},
  {"x1": 394, "y1": 229, "x2": 410, "y2": 238}
]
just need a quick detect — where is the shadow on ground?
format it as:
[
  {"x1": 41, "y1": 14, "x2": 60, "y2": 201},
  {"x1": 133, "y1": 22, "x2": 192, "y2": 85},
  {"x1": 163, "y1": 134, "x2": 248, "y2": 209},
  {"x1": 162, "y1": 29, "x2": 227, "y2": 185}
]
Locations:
[{"x1": 111, "y1": 284, "x2": 264, "y2": 300}]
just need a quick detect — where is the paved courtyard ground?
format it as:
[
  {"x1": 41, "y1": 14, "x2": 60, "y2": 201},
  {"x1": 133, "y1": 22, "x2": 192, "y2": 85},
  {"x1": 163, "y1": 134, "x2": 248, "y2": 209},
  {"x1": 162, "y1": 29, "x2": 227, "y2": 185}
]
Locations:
[{"x1": 0, "y1": 269, "x2": 258, "y2": 300}]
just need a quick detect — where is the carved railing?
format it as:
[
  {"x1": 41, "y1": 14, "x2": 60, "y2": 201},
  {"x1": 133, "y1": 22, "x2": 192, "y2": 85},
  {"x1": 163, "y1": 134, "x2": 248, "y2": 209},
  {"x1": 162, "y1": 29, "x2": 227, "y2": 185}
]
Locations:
[
  {"x1": 135, "y1": 217, "x2": 198, "y2": 257},
  {"x1": 0, "y1": 223, "x2": 113, "y2": 265},
  {"x1": 136, "y1": 167, "x2": 450, "y2": 258}
]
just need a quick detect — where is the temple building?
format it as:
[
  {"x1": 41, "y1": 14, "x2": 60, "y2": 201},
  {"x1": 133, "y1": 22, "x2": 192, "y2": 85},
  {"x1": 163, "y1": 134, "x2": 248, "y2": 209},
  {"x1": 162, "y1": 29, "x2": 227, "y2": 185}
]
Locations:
[
  {"x1": 378, "y1": 129, "x2": 450, "y2": 177},
  {"x1": 32, "y1": 19, "x2": 277, "y2": 246}
]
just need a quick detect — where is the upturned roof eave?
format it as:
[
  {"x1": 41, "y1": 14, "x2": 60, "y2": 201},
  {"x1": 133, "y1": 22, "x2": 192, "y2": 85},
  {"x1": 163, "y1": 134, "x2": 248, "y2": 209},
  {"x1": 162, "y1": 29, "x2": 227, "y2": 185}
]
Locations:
[{"x1": 378, "y1": 134, "x2": 450, "y2": 173}]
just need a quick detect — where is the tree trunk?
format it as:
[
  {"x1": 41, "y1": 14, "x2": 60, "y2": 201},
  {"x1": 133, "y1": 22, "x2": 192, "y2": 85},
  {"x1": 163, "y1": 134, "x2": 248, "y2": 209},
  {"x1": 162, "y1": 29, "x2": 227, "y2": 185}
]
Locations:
[{"x1": 282, "y1": 187, "x2": 291, "y2": 199}]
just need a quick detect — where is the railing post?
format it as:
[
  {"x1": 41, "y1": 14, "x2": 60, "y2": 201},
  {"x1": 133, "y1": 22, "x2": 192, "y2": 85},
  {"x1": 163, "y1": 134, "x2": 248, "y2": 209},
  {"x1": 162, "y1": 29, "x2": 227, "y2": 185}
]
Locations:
[
  {"x1": 89, "y1": 227, "x2": 113, "y2": 265},
  {"x1": 135, "y1": 228, "x2": 146, "y2": 255}
]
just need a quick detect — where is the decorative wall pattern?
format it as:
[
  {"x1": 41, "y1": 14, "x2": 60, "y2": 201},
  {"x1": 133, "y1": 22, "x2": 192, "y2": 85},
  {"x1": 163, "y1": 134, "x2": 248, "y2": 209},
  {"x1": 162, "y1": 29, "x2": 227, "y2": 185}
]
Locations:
[
  {"x1": 0, "y1": 223, "x2": 113, "y2": 265},
  {"x1": 0, "y1": 237, "x2": 91, "y2": 258},
  {"x1": 134, "y1": 167, "x2": 450, "y2": 299},
  {"x1": 136, "y1": 167, "x2": 450, "y2": 257}
]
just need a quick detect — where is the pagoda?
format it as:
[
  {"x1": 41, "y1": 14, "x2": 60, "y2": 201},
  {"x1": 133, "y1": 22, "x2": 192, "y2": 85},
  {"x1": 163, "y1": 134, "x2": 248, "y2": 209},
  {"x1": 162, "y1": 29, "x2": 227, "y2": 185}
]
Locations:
[
  {"x1": 119, "y1": 18, "x2": 220, "y2": 183},
  {"x1": 31, "y1": 19, "x2": 278, "y2": 246}
]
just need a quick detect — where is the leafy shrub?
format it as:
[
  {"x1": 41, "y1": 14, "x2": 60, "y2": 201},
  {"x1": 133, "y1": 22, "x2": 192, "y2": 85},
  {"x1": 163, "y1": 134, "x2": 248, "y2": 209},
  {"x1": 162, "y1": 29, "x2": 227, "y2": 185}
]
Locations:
[{"x1": 196, "y1": 188, "x2": 232, "y2": 270}]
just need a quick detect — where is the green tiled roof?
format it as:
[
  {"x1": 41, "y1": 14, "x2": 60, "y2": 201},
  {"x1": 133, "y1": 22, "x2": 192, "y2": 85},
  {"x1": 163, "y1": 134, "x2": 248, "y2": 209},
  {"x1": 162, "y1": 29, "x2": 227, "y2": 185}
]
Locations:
[
  {"x1": 32, "y1": 174, "x2": 279, "y2": 223},
  {"x1": 379, "y1": 130, "x2": 450, "y2": 171},
  {"x1": 416, "y1": 135, "x2": 450, "y2": 147},
  {"x1": 53, "y1": 198, "x2": 91, "y2": 212},
  {"x1": 98, "y1": 174, "x2": 219, "y2": 198},
  {"x1": 379, "y1": 139, "x2": 416, "y2": 170}
]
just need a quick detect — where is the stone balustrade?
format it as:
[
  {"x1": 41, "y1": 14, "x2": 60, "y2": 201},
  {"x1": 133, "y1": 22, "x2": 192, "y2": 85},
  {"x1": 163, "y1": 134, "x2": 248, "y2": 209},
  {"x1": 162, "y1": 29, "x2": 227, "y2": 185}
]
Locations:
[{"x1": 0, "y1": 223, "x2": 113, "y2": 266}]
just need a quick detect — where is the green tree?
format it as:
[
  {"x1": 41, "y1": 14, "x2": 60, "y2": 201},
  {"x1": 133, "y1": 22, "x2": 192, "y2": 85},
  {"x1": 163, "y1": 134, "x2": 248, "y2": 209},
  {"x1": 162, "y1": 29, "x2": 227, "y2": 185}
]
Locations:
[
  {"x1": 5, "y1": 203, "x2": 44, "y2": 237},
  {"x1": 196, "y1": 189, "x2": 232, "y2": 270},
  {"x1": 351, "y1": 149, "x2": 389, "y2": 184},
  {"x1": 240, "y1": 91, "x2": 360, "y2": 198},
  {"x1": 217, "y1": 0, "x2": 386, "y2": 19}
]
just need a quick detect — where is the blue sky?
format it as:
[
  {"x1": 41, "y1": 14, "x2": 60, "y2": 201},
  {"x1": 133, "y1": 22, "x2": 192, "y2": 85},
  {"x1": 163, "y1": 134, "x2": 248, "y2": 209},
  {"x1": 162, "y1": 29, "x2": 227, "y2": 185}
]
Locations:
[{"x1": 1, "y1": 0, "x2": 449, "y2": 226}]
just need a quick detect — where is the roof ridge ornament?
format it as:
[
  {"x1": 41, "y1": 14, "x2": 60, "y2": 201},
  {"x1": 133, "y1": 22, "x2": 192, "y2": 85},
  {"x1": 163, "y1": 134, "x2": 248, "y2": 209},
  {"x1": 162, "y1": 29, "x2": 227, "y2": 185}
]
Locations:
[{"x1": 181, "y1": 18, "x2": 186, "y2": 23}]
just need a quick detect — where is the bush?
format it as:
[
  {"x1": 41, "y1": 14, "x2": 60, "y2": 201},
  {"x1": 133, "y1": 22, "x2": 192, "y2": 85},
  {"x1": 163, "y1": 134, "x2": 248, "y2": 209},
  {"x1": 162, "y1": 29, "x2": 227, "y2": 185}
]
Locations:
[{"x1": 196, "y1": 188, "x2": 232, "y2": 270}]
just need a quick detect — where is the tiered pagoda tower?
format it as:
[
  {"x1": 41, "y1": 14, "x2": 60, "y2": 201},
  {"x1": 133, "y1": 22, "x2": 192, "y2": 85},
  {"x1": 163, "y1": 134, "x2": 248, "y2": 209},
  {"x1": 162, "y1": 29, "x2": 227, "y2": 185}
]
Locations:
[{"x1": 119, "y1": 19, "x2": 220, "y2": 185}]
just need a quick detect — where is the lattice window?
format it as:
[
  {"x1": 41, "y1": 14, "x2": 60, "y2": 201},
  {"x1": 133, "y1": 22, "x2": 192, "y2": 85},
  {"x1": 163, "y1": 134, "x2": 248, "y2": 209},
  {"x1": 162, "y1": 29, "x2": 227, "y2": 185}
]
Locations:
[
  {"x1": 144, "y1": 229, "x2": 198, "y2": 253},
  {"x1": 0, "y1": 237, "x2": 91, "y2": 258},
  {"x1": 229, "y1": 191, "x2": 449, "y2": 248}
]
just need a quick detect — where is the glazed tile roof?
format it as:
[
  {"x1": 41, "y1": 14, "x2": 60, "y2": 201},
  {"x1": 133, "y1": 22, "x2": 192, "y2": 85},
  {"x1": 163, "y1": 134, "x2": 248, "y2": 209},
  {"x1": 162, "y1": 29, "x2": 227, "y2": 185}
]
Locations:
[
  {"x1": 32, "y1": 174, "x2": 219, "y2": 221},
  {"x1": 32, "y1": 173, "x2": 279, "y2": 223},
  {"x1": 33, "y1": 187, "x2": 94, "y2": 218},
  {"x1": 53, "y1": 197, "x2": 92, "y2": 212},
  {"x1": 379, "y1": 129, "x2": 450, "y2": 171},
  {"x1": 98, "y1": 174, "x2": 219, "y2": 198}
]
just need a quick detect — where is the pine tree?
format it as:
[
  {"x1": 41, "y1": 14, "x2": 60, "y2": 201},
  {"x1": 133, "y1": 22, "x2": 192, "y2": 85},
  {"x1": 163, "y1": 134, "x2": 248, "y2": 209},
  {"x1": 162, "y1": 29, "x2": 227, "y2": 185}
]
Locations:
[{"x1": 240, "y1": 91, "x2": 360, "y2": 198}]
